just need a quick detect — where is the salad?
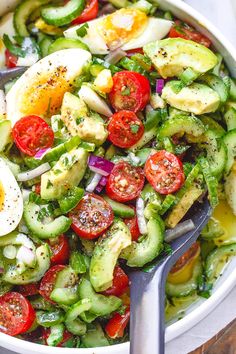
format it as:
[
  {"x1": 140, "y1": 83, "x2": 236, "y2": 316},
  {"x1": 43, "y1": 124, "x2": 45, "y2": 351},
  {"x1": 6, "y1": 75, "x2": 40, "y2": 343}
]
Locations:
[{"x1": 0, "y1": 0, "x2": 236, "y2": 349}]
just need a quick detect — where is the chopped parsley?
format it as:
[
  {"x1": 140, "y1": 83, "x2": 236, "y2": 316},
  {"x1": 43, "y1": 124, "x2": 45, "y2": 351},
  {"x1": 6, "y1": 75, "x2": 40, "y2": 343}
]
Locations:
[
  {"x1": 76, "y1": 23, "x2": 89, "y2": 38},
  {"x1": 130, "y1": 124, "x2": 140, "y2": 134}
]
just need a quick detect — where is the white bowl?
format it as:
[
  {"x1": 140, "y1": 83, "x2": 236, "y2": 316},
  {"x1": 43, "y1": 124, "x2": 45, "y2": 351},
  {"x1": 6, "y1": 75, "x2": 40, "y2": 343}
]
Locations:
[{"x1": 1, "y1": 1, "x2": 236, "y2": 353}]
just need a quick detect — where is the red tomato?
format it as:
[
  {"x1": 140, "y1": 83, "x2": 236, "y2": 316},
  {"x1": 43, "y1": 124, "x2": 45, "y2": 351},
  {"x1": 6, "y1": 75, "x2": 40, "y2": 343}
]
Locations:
[
  {"x1": 126, "y1": 48, "x2": 144, "y2": 57},
  {"x1": 5, "y1": 49, "x2": 17, "y2": 68},
  {"x1": 39, "y1": 265, "x2": 66, "y2": 302},
  {"x1": 102, "y1": 266, "x2": 129, "y2": 297},
  {"x1": 109, "y1": 71, "x2": 150, "y2": 113},
  {"x1": 34, "y1": 183, "x2": 41, "y2": 195},
  {"x1": 108, "y1": 111, "x2": 144, "y2": 148},
  {"x1": 69, "y1": 193, "x2": 114, "y2": 239},
  {"x1": 42, "y1": 328, "x2": 73, "y2": 347},
  {"x1": 0, "y1": 292, "x2": 36, "y2": 336},
  {"x1": 169, "y1": 20, "x2": 211, "y2": 47},
  {"x1": 12, "y1": 115, "x2": 54, "y2": 157},
  {"x1": 105, "y1": 307, "x2": 130, "y2": 339},
  {"x1": 170, "y1": 242, "x2": 200, "y2": 273},
  {"x1": 144, "y1": 150, "x2": 184, "y2": 195},
  {"x1": 124, "y1": 206, "x2": 140, "y2": 241},
  {"x1": 17, "y1": 283, "x2": 39, "y2": 297},
  {"x1": 106, "y1": 161, "x2": 145, "y2": 202},
  {"x1": 48, "y1": 234, "x2": 70, "y2": 265},
  {"x1": 71, "y1": 0, "x2": 98, "y2": 24}
]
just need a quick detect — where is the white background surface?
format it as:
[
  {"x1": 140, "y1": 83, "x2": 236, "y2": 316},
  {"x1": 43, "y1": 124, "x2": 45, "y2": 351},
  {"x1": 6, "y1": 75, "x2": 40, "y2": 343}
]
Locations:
[{"x1": 0, "y1": 1, "x2": 236, "y2": 354}]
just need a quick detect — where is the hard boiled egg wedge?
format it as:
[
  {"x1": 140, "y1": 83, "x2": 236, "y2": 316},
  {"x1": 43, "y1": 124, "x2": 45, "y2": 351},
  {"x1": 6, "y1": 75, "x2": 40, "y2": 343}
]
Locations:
[
  {"x1": 64, "y1": 8, "x2": 172, "y2": 55},
  {"x1": 0, "y1": 157, "x2": 23, "y2": 236},
  {"x1": 6, "y1": 48, "x2": 92, "y2": 126}
]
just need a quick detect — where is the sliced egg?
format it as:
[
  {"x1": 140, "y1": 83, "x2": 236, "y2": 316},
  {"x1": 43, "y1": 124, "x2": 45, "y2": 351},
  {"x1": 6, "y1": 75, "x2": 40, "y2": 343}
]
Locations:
[
  {"x1": 6, "y1": 48, "x2": 92, "y2": 126},
  {"x1": 0, "y1": 157, "x2": 23, "y2": 237},
  {"x1": 64, "y1": 8, "x2": 172, "y2": 55}
]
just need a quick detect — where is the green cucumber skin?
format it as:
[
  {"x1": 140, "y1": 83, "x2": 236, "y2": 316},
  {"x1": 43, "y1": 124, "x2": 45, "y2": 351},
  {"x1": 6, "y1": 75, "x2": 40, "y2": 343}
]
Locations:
[
  {"x1": 48, "y1": 38, "x2": 89, "y2": 54},
  {"x1": 166, "y1": 259, "x2": 202, "y2": 298},
  {"x1": 14, "y1": 0, "x2": 51, "y2": 36},
  {"x1": 121, "y1": 217, "x2": 164, "y2": 267},
  {"x1": 103, "y1": 196, "x2": 135, "y2": 218},
  {"x1": 24, "y1": 202, "x2": 71, "y2": 239},
  {"x1": 158, "y1": 115, "x2": 205, "y2": 139},
  {"x1": 223, "y1": 129, "x2": 236, "y2": 173},
  {"x1": 41, "y1": 0, "x2": 86, "y2": 27},
  {"x1": 205, "y1": 243, "x2": 236, "y2": 283},
  {"x1": 78, "y1": 278, "x2": 122, "y2": 316}
]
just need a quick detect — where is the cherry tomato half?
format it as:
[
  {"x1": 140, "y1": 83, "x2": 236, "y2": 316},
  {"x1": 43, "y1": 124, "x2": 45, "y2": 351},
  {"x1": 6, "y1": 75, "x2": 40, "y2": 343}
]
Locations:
[
  {"x1": 108, "y1": 111, "x2": 144, "y2": 148},
  {"x1": 48, "y1": 234, "x2": 70, "y2": 265},
  {"x1": 102, "y1": 266, "x2": 129, "y2": 297},
  {"x1": 69, "y1": 193, "x2": 114, "y2": 239},
  {"x1": 5, "y1": 49, "x2": 17, "y2": 68},
  {"x1": 43, "y1": 328, "x2": 73, "y2": 347},
  {"x1": 106, "y1": 162, "x2": 145, "y2": 203},
  {"x1": 105, "y1": 307, "x2": 130, "y2": 339},
  {"x1": 72, "y1": 0, "x2": 98, "y2": 25},
  {"x1": 170, "y1": 242, "x2": 200, "y2": 274},
  {"x1": 169, "y1": 20, "x2": 211, "y2": 47},
  {"x1": 145, "y1": 150, "x2": 184, "y2": 195},
  {"x1": 39, "y1": 265, "x2": 66, "y2": 303},
  {"x1": 124, "y1": 206, "x2": 140, "y2": 241},
  {"x1": 109, "y1": 71, "x2": 150, "y2": 113},
  {"x1": 12, "y1": 115, "x2": 54, "y2": 157},
  {"x1": 34, "y1": 183, "x2": 41, "y2": 195},
  {"x1": 0, "y1": 292, "x2": 36, "y2": 336},
  {"x1": 17, "y1": 283, "x2": 39, "y2": 297}
]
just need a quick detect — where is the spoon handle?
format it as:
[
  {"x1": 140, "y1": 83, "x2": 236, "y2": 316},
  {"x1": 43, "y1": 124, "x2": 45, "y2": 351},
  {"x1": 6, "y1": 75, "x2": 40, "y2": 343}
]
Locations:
[{"x1": 130, "y1": 265, "x2": 166, "y2": 354}]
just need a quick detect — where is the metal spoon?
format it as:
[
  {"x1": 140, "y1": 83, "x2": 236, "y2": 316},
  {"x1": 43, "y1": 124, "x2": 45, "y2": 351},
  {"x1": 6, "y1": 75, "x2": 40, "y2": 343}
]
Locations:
[
  {"x1": 0, "y1": 67, "x2": 26, "y2": 89},
  {"x1": 130, "y1": 199, "x2": 211, "y2": 354}
]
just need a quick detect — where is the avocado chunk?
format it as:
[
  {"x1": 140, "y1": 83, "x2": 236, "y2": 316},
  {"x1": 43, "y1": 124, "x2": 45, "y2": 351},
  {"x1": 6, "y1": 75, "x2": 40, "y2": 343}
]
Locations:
[
  {"x1": 89, "y1": 220, "x2": 131, "y2": 292},
  {"x1": 162, "y1": 81, "x2": 220, "y2": 115},
  {"x1": 41, "y1": 147, "x2": 88, "y2": 200},
  {"x1": 61, "y1": 92, "x2": 108, "y2": 146},
  {"x1": 166, "y1": 183, "x2": 203, "y2": 228},
  {"x1": 144, "y1": 38, "x2": 218, "y2": 79},
  {"x1": 121, "y1": 217, "x2": 164, "y2": 267}
]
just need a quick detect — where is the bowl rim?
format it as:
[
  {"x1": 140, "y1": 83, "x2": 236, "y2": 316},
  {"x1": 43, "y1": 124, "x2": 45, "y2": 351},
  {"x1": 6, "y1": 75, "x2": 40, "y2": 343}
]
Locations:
[{"x1": 0, "y1": 0, "x2": 236, "y2": 353}]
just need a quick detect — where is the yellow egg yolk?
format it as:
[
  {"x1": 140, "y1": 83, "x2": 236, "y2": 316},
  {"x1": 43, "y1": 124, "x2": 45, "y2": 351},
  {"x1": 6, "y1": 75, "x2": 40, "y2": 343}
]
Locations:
[
  {"x1": 19, "y1": 66, "x2": 73, "y2": 117},
  {"x1": 98, "y1": 8, "x2": 148, "y2": 50},
  {"x1": 0, "y1": 181, "x2": 5, "y2": 212},
  {"x1": 212, "y1": 199, "x2": 236, "y2": 246}
]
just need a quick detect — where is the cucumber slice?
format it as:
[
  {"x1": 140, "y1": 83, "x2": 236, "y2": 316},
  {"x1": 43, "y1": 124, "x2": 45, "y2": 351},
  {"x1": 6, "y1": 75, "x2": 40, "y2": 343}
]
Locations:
[
  {"x1": 24, "y1": 202, "x2": 71, "y2": 239},
  {"x1": 224, "y1": 107, "x2": 236, "y2": 131},
  {"x1": 200, "y1": 73, "x2": 229, "y2": 104},
  {"x1": 205, "y1": 243, "x2": 236, "y2": 283},
  {"x1": 81, "y1": 323, "x2": 109, "y2": 348},
  {"x1": 50, "y1": 287, "x2": 79, "y2": 305},
  {"x1": 48, "y1": 38, "x2": 89, "y2": 54},
  {"x1": 78, "y1": 278, "x2": 122, "y2": 316},
  {"x1": 0, "y1": 120, "x2": 12, "y2": 152},
  {"x1": 39, "y1": 36, "x2": 53, "y2": 57},
  {"x1": 203, "y1": 129, "x2": 227, "y2": 177},
  {"x1": 158, "y1": 115, "x2": 205, "y2": 138},
  {"x1": 128, "y1": 126, "x2": 158, "y2": 153},
  {"x1": 103, "y1": 196, "x2": 135, "y2": 218},
  {"x1": 41, "y1": 0, "x2": 86, "y2": 27},
  {"x1": 14, "y1": 0, "x2": 51, "y2": 36},
  {"x1": 54, "y1": 266, "x2": 78, "y2": 288},
  {"x1": 36, "y1": 309, "x2": 65, "y2": 327},
  {"x1": 166, "y1": 259, "x2": 202, "y2": 297},
  {"x1": 223, "y1": 129, "x2": 236, "y2": 173},
  {"x1": 65, "y1": 299, "x2": 91, "y2": 335},
  {"x1": 3, "y1": 244, "x2": 50, "y2": 285},
  {"x1": 121, "y1": 217, "x2": 164, "y2": 267}
]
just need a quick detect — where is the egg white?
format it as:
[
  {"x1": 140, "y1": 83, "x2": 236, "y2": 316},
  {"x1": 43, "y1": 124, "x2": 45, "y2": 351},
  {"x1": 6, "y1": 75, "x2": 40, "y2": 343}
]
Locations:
[
  {"x1": 64, "y1": 16, "x2": 172, "y2": 55},
  {"x1": 6, "y1": 48, "x2": 92, "y2": 126},
  {"x1": 0, "y1": 157, "x2": 23, "y2": 237}
]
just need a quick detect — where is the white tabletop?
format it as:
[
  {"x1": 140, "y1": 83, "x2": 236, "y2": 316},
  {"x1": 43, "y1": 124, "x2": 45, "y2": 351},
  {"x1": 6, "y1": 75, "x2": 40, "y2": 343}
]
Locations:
[{"x1": 0, "y1": 1, "x2": 236, "y2": 354}]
